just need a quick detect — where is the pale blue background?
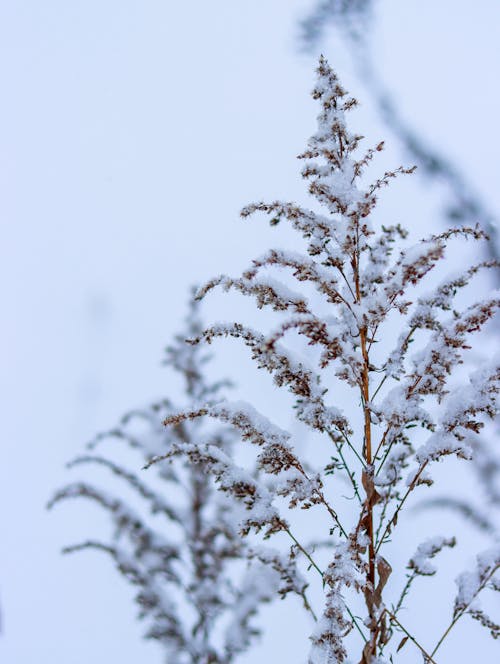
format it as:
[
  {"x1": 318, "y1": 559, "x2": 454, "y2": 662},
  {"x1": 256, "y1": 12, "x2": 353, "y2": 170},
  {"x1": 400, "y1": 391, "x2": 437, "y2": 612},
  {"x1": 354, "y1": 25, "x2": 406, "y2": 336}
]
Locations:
[{"x1": 0, "y1": 1, "x2": 499, "y2": 662}]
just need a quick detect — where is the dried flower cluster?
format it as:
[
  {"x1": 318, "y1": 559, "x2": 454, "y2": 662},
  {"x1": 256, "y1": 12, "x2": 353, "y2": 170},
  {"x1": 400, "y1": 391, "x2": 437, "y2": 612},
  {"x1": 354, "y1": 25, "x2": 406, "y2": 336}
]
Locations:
[
  {"x1": 49, "y1": 300, "x2": 282, "y2": 664},
  {"x1": 300, "y1": 1, "x2": 499, "y2": 266},
  {"x1": 151, "y1": 58, "x2": 500, "y2": 662}
]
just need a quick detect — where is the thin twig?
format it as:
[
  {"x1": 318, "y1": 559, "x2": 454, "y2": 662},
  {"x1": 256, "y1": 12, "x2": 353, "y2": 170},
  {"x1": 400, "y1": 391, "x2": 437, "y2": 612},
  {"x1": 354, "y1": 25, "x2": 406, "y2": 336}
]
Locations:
[
  {"x1": 300, "y1": 589, "x2": 318, "y2": 623},
  {"x1": 299, "y1": 464, "x2": 349, "y2": 538},
  {"x1": 339, "y1": 430, "x2": 367, "y2": 468},
  {"x1": 373, "y1": 422, "x2": 393, "y2": 468},
  {"x1": 375, "y1": 462, "x2": 428, "y2": 554},
  {"x1": 337, "y1": 266, "x2": 357, "y2": 302},
  {"x1": 370, "y1": 374, "x2": 387, "y2": 403},
  {"x1": 393, "y1": 571, "x2": 417, "y2": 617},
  {"x1": 318, "y1": 494, "x2": 349, "y2": 539},
  {"x1": 328, "y1": 432, "x2": 363, "y2": 504},
  {"x1": 285, "y1": 528, "x2": 324, "y2": 578},
  {"x1": 385, "y1": 609, "x2": 437, "y2": 663},
  {"x1": 374, "y1": 497, "x2": 389, "y2": 547},
  {"x1": 284, "y1": 528, "x2": 368, "y2": 644},
  {"x1": 430, "y1": 564, "x2": 500, "y2": 658}
]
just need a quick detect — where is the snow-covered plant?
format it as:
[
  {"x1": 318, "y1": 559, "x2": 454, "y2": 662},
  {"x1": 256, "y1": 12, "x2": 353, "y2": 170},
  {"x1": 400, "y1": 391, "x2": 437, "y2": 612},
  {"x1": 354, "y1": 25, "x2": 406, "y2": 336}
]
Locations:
[
  {"x1": 49, "y1": 299, "x2": 281, "y2": 664},
  {"x1": 300, "y1": 1, "x2": 500, "y2": 264},
  {"x1": 300, "y1": 2, "x2": 500, "y2": 538},
  {"x1": 150, "y1": 59, "x2": 500, "y2": 662}
]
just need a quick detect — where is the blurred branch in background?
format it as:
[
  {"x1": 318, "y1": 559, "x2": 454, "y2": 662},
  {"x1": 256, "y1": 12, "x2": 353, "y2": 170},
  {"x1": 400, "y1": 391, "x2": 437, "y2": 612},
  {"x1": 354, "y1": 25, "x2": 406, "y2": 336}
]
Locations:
[{"x1": 300, "y1": 0, "x2": 374, "y2": 46}]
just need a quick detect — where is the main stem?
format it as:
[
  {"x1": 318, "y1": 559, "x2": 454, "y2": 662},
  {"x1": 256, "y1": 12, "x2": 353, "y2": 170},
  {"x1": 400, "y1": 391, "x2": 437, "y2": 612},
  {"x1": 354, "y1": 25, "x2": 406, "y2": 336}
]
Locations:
[
  {"x1": 361, "y1": 324, "x2": 376, "y2": 650},
  {"x1": 360, "y1": 326, "x2": 374, "y2": 571},
  {"x1": 354, "y1": 247, "x2": 377, "y2": 654}
]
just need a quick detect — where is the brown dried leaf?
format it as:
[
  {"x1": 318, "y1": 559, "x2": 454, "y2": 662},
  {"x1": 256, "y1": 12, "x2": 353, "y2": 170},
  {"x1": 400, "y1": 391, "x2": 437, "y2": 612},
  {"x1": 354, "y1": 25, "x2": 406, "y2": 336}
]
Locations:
[{"x1": 397, "y1": 635, "x2": 409, "y2": 652}]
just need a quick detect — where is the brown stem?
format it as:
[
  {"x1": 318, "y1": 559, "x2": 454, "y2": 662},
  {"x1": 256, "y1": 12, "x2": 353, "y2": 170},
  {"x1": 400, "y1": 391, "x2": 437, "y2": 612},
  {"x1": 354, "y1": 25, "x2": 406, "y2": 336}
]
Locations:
[
  {"x1": 360, "y1": 325, "x2": 377, "y2": 658},
  {"x1": 354, "y1": 236, "x2": 377, "y2": 656},
  {"x1": 360, "y1": 325, "x2": 375, "y2": 586}
]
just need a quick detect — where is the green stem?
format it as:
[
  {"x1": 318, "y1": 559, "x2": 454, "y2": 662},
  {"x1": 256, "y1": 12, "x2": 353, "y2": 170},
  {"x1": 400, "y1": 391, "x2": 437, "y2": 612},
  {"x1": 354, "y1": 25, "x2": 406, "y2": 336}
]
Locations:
[
  {"x1": 430, "y1": 564, "x2": 499, "y2": 658},
  {"x1": 328, "y1": 433, "x2": 363, "y2": 504},
  {"x1": 284, "y1": 529, "x2": 368, "y2": 644},
  {"x1": 386, "y1": 610, "x2": 436, "y2": 663},
  {"x1": 375, "y1": 462, "x2": 428, "y2": 554}
]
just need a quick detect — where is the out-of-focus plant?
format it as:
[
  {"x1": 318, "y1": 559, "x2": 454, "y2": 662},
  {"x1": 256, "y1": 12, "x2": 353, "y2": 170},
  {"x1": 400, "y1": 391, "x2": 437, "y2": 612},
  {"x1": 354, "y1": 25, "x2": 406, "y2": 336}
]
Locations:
[
  {"x1": 49, "y1": 299, "x2": 287, "y2": 664},
  {"x1": 300, "y1": 0, "x2": 374, "y2": 47},
  {"x1": 153, "y1": 59, "x2": 500, "y2": 662}
]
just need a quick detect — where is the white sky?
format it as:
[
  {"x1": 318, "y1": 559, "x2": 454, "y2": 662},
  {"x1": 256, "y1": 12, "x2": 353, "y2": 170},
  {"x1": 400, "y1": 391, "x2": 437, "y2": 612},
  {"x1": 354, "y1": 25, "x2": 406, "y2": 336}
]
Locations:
[{"x1": 0, "y1": 1, "x2": 499, "y2": 662}]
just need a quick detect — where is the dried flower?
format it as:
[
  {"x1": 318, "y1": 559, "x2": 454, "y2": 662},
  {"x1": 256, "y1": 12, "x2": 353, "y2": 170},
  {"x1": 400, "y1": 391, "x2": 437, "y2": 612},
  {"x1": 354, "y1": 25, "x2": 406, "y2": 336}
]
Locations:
[{"x1": 156, "y1": 58, "x2": 499, "y2": 662}]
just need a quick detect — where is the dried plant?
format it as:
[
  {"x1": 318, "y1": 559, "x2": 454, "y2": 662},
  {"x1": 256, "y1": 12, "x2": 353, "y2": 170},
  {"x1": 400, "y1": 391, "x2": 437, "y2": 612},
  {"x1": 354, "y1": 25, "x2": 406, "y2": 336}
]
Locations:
[
  {"x1": 301, "y1": 0, "x2": 500, "y2": 545},
  {"x1": 49, "y1": 299, "x2": 283, "y2": 664},
  {"x1": 299, "y1": 1, "x2": 500, "y2": 572},
  {"x1": 151, "y1": 59, "x2": 500, "y2": 662},
  {"x1": 299, "y1": 1, "x2": 500, "y2": 265}
]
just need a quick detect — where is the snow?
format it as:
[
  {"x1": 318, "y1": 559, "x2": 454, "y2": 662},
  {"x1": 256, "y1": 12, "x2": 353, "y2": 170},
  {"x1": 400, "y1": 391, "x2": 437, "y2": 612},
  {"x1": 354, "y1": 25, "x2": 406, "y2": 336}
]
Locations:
[{"x1": 408, "y1": 536, "x2": 456, "y2": 576}]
